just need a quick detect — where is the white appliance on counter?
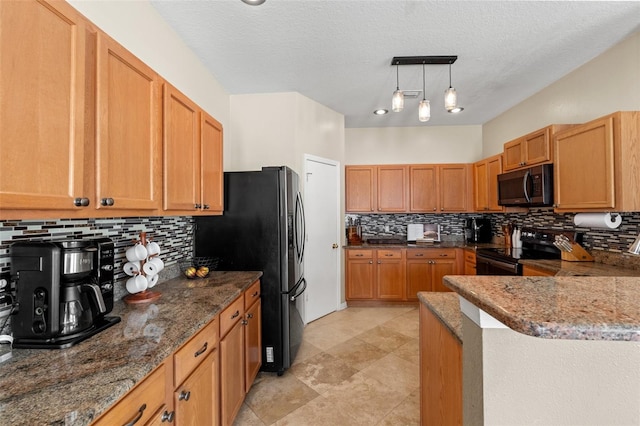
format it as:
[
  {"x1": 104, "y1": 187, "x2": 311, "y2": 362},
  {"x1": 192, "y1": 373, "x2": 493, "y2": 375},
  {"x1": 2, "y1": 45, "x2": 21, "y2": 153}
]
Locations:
[{"x1": 407, "y1": 224, "x2": 441, "y2": 243}]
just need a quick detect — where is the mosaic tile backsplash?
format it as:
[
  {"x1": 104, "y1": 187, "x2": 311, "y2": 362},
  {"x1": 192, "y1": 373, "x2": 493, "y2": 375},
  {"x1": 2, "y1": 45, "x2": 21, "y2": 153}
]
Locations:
[{"x1": 349, "y1": 208, "x2": 640, "y2": 256}]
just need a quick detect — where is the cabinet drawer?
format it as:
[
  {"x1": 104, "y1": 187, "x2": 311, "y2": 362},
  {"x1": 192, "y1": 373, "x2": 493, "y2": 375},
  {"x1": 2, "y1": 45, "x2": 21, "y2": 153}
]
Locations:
[
  {"x1": 244, "y1": 280, "x2": 261, "y2": 311},
  {"x1": 220, "y1": 295, "x2": 244, "y2": 337},
  {"x1": 408, "y1": 249, "x2": 455, "y2": 259},
  {"x1": 464, "y1": 250, "x2": 476, "y2": 263},
  {"x1": 348, "y1": 249, "x2": 373, "y2": 259},
  {"x1": 93, "y1": 363, "x2": 166, "y2": 426},
  {"x1": 174, "y1": 317, "x2": 219, "y2": 387},
  {"x1": 377, "y1": 249, "x2": 403, "y2": 259}
]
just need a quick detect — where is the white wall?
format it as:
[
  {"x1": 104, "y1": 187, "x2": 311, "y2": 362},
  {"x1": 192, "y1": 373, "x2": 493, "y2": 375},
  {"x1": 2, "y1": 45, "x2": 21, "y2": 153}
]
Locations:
[
  {"x1": 483, "y1": 31, "x2": 640, "y2": 157},
  {"x1": 345, "y1": 125, "x2": 483, "y2": 165},
  {"x1": 229, "y1": 92, "x2": 345, "y2": 177},
  {"x1": 68, "y1": 0, "x2": 231, "y2": 161}
]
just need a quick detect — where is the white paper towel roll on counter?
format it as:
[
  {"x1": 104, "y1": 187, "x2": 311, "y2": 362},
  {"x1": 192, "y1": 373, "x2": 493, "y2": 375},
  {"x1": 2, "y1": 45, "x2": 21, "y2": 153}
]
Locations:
[{"x1": 573, "y1": 212, "x2": 622, "y2": 229}]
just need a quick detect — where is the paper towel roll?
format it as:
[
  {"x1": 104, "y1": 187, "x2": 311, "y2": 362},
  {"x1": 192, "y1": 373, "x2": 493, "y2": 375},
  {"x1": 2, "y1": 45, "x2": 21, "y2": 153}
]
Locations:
[{"x1": 573, "y1": 212, "x2": 622, "y2": 229}]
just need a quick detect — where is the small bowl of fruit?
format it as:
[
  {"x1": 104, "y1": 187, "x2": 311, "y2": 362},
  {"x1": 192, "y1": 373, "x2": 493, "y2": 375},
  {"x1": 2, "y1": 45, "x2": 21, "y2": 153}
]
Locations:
[{"x1": 180, "y1": 257, "x2": 219, "y2": 279}]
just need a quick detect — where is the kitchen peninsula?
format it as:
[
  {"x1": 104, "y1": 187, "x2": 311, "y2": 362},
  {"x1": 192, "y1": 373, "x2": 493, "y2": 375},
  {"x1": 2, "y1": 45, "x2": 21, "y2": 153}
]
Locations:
[
  {"x1": 439, "y1": 275, "x2": 640, "y2": 425},
  {"x1": 0, "y1": 271, "x2": 262, "y2": 425}
]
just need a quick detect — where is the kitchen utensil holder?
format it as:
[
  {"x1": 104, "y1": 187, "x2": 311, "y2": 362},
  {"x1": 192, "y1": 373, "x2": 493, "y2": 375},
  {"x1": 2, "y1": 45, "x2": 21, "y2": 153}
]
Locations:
[
  {"x1": 124, "y1": 232, "x2": 162, "y2": 305},
  {"x1": 560, "y1": 243, "x2": 594, "y2": 262}
]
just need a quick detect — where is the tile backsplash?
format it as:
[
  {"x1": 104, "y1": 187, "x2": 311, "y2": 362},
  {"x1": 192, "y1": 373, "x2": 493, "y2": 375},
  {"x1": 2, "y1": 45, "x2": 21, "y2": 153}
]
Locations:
[
  {"x1": 0, "y1": 216, "x2": 194, "y2": 300},
  {"x1": 349, "y1": 209, "x2": 640, "y2": 256}
]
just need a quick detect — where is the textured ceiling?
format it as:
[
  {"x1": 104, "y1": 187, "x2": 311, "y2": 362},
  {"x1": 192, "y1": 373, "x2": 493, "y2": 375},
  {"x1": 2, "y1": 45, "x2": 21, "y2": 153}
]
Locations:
[{"x1": 150, "y1": 1, "x2": 639, "y2": 128}]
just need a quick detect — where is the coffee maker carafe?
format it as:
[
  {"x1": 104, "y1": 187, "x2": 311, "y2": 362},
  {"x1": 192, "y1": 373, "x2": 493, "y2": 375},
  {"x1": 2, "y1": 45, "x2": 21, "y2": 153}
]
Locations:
[{"x1": 10, "y1": 239, "x2": 120, "y2": 348}]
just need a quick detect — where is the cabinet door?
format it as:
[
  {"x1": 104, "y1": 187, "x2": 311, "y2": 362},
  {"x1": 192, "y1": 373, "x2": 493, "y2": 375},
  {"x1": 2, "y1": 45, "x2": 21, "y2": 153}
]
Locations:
[
  {"x1": 201, "y1": 112, "x2": 224, "y2": 214},
  {"x1": 503, "y1": 138, "x2": 524, "y2": 171},
  {"x1": 174, "y1": 351, "x2": 215, "y2": 425},
  {"x1": 524, "y1": 128, "x2": 552, "y2": 165},
  {"x1": 346, "y1": 258, "x2": 375, "y2": 300},
  {"x1": 163, "y1": 83, "x2": 200, "y2": 211},
  {"x1": 345, "y1": 166, "x2": 375, "y2": 212},
  {"x1": 430, "y1": 259, "x2": 456, "y2": 292},
  {"x1": 406, "y1": 260, "x2": 431, "y2": 299},
  {"x1": 244, "y1": 299, "x2": 262, "y2": 393},
  {"x1": 486, "y1": 155, "x2": 504, "y2": 211},
  {"x1": 420, "y1": 304, "x2": 462, "y2": 426},
  {"x1": 376, "y1": 253, "x2": 406, "y2": 300},
  {"x1": 409, "y1": 165, "x2": 438, "y2": 212},
  {"x1": 0, "y1": 0, "x2": 90, "y2": 211},
  {"x1": 96, "y1": 32, "x2": 161, "y2": 211},
  {"x1": 220, "y1": 320, "x2": 245, "y2": 426},
  {"x1": 473, "y1": 160, "x2": 488, "y2": 212},
  {"x1": 554, "y1": 116, "x2": 615, "y2": 210},
  {"x1": 377, "y1": 165, "x2": 407, "y2": 212},
  {"x1": 522, "y1": 265, "x2": 554, "y2": 276},
  {"x1": 439, "y1": 164, "x2": 469, "y2": 212}
]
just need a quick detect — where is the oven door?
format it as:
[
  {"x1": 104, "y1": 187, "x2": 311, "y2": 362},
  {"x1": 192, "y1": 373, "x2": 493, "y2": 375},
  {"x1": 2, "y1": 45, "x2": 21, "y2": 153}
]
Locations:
[{"x1": 476, "y1": 254, "x2": 522, "y2": 276}]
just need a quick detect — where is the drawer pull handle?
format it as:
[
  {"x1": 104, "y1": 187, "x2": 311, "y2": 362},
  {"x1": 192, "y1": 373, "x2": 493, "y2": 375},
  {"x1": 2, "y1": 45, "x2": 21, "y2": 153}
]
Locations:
[
  {"x1": 161, "y1": 410, "x2": 175, "y2": 423},
  {"x1": 231, "y1": 310, "x2": 240, "y2": 319},
  {"x1": 415, "y1": 253, "x2": 424, "y2": 257},
  {"x1": 124, "y1": 403, "x2": 146, "y2": 426},
  {"x1": 252, "y1": 291, "x2": 259, "y2": 297},
  {"x1": 194, "y1": 342, "x2": 208, "y2": 357},
  {"x1": 439, "y1": 254, "x2": 448, "y2": 257},
  {"x1": 355, "y1": 254, "x2": 363, "y2": 257},
  {"x1": 179, "y1": 390, "x2": 191, "y2": 401},
  {"x1": 385, "y1": 254, "x2": 393, "y2": 257}
]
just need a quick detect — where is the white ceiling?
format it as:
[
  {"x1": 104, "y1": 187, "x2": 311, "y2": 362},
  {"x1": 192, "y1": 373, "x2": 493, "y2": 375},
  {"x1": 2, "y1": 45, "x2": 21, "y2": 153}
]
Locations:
[{"x1": 149, "y1": 1, "x2": 639, "y2": 128}]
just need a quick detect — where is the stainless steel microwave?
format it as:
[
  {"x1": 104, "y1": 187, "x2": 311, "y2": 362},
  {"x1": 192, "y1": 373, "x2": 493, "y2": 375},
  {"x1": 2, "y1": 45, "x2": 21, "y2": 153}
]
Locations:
[{"x1": 497, "y1": 164, "x2": 554, "y2": 207}]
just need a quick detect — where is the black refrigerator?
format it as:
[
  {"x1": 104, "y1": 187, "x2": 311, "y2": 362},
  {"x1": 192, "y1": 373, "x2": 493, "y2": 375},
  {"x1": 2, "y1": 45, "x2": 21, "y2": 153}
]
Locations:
[{"x1": 194, "y1": 166, "x2": 306, "y2": 375}]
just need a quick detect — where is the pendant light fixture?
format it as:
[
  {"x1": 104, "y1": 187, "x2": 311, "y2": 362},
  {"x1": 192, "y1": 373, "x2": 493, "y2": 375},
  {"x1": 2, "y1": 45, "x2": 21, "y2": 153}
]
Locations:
[
  {"x1": 444, "y1": 61, "x2": 463, "y2": 113},
  {"x1": 392, "y1": 63, "x2": 404, "y2": 112},
  {"x1": 418, "y1": 63, "x2": 430, "y2": 122}
]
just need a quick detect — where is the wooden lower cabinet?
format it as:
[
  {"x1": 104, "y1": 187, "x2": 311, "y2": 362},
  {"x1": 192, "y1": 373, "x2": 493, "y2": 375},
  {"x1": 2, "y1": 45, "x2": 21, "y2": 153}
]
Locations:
[
  {"x1": 463, "y1": 250, "x2": 476, "y2": 275},
  {"x1": 346, "y1": 248, "x2": 456, "y2": 303},
  {"x1": 92, "y1": 281, "x2": 261, "y2": 426},
  {"x1": 174, "y1": 351, "x2": 217, "y2": 425},
  {"x1": 420, "y1": 303, "x2": 462, "y2": 426},
  {"x1": 522, "y1": 265, "x2": 554, "y2": 276}
]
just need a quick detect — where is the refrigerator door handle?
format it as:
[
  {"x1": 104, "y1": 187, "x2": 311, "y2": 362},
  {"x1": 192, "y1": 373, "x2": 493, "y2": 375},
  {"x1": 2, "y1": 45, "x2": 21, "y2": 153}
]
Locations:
[
  {"x1": 288, "y1": 278, "x2": 307, "y2": 302},
  {"x1": 295, "y1": 191, "x2": 306, "y2": 261}
]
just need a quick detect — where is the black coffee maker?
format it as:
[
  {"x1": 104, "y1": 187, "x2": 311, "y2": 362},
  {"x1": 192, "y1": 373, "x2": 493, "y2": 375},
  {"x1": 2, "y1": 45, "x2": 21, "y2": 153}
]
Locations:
[
  {"x1": 465, "y1": 218, "x2": 492, "y2": 243},
  {"x1": 10, "y1": 238, "x2": 120, "y2": 349}
]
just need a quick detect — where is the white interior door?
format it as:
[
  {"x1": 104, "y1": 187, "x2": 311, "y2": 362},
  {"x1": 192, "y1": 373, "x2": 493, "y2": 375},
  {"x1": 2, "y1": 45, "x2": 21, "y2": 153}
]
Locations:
[{"x1": 302, "y1": 155, "x2": 340, "y2": 323}]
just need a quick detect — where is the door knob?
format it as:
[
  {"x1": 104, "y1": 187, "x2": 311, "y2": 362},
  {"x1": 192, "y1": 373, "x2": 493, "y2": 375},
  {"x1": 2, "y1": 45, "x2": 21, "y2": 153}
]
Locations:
[{"x1": 332, "y1": 243, "x2": 339, "y2": 249}]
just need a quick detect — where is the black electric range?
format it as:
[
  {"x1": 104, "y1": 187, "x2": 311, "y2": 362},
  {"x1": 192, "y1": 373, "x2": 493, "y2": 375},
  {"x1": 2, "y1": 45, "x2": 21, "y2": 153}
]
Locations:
[{"x1": 475, "y1": 227, "x2": 583, "y2": 275}]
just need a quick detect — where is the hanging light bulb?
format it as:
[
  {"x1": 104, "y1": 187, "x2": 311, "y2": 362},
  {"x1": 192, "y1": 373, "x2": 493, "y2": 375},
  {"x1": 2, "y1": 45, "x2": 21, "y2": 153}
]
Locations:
[
  {"x1": 445, "y1": 62, "x2": 463, "y2": 113},
  {"x1": 392, "y1": 63, "x2": 404, "y2": 112},
  {"x1": 419, "y1": 64, "x2": 430, "y2": 122}
]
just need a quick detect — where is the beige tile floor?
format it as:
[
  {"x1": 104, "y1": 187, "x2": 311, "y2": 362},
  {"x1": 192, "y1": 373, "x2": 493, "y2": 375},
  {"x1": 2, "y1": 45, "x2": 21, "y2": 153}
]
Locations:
[{"x1": 234, "y1": 306, "x2": 420, "y2": 425}]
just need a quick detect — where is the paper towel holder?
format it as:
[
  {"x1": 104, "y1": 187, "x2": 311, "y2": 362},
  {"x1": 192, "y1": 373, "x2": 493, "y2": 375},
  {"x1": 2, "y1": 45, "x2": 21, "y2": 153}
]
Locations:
[{"x1": 629, "y1": 234, "x2": 640, "y2": 256}]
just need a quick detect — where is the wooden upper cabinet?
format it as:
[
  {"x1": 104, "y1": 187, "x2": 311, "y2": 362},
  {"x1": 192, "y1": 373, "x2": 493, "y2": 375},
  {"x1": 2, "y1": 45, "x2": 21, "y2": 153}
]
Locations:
[
  {"x1": 377, "y1": 165, "x2": 407, "y2": 212},
  {"x1": 473, "y1": 154, "x2": 503, "y2": 212},
  {"x1": 163, "y1": 83, "x2": 200, "y2": 211},
  {"x1": 345, "y1": 166, "x2": 376, "y2": 212},
  {"x1": 503, "y1": 125, "x2": 571, "y2": 171},
  {"x1": 554, "y1": 112, "x2": 640, "y2": 212},
  {"x1": 409, "y1": 165, "x2": 438, "y2": 212},
  {"x1": 96, "y1": 32, "x2": 161, "y2": 211},
  {"x1": 0, "y1": 0, "x2": 91, "y2": 212},
  {"x1": 200, "y1": 112, "x2": 224, "y2": 214},
  {"x1": 439, "y1": 164, "x2": 470, "y2": 212}
]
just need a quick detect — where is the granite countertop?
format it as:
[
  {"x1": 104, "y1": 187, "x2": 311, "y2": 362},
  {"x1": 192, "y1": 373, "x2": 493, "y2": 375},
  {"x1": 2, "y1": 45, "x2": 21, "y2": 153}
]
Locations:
[
  {"x1": 344, "y1": 241, "x2": 502, "y2": 250},
  {"x1": 444, "y1": 275, "x2": 640, "y2": 341},
  {"x1": 520, "y1": 258, "x2": 640, "y2": 276},
  {"x1": 417, "y1": 292, "x2": 462, "y2": 343},
  {"x1": 0, "y1": 270, "x2": 262, "y2": 426}
]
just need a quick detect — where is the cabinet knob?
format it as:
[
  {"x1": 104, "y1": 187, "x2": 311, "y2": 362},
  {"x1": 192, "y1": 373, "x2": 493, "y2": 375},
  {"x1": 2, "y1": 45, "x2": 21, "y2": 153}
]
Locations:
[
  {"x1": 100, "y1": 197, "x2": 115, "y2": 206},
  {"x1": 179, "y1": 390, "x2": 191, "y2": 401},
  {"x1": 194, "y1": 203, "x2": 202, "y2": 209},
  {"x1": 247, "y1": 313, "x2": 254, "y2": 319},
  {"x1": 161, "y1": 411, "x2": 175, "y2": 423},
  {"x1": 203, "y1": 204, "x2": 210, "y2": 209},
  {"x1": 368, "y1": 260, "x2": 373, "y2": 264},
  {"x1": 377, "y1": 260, "x2": 381, "y2": 264},
  {"x1": 242, "y1": 319, "x2": 248, "y2": 325},
  {"x1": 73, "y1": 197, "x2": 90, "y2": 207},
  {"x1": 432, "y1": 208, "x2": 436, "y2": 211}
]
